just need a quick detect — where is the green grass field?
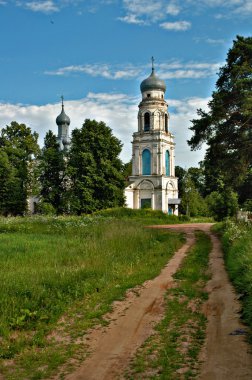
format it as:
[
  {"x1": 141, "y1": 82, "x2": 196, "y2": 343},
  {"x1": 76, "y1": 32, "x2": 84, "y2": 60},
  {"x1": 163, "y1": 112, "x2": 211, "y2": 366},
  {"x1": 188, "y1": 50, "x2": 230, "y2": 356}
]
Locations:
[
  {"x1": 0, "y1": 210, "x2": 184, "y2": 379},
  {"x1": 213, "y1": 220, "x2": 252, "y2": 343}
]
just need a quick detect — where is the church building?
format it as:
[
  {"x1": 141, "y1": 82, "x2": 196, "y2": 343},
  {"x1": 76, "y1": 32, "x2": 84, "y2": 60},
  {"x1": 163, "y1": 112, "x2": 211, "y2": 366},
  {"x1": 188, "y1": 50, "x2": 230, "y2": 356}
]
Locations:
[
  {"x1": 125, "y1": 60, "x2": 180, "y2": 215},
  {"x1": 56, "y1": 96, "x2": 71, "y2": 151}
]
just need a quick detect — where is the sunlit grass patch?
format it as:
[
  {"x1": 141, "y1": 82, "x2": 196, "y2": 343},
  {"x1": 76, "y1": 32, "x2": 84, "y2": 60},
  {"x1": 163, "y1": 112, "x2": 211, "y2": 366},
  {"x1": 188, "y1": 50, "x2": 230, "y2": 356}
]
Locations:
[{"x1": 0, "y1": 213, "x2": 184, "y2": 379}]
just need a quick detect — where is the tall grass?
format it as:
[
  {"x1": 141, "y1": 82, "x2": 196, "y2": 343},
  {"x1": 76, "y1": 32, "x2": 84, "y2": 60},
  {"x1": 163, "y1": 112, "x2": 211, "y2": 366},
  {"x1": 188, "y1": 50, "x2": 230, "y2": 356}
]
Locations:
[
  {"x1": 93, "y1": 207, "x2": 180, "y2": 224},
  {"x1": 213, "y1": 219, "x2": 252, "y2": 343},
  {"x1": 0, "y1": 212, "x2": 184, "y2": 379}
]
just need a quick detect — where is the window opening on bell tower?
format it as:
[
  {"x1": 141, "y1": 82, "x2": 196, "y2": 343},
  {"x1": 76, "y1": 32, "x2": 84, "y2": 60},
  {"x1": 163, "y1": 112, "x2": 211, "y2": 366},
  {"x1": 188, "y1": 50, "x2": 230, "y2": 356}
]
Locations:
[
  {"x1": 165, "y1": 114, "x2": 168, "y2": 133},
  {"x1": 165, "y1": 150, "x2": 170, "y2": 176},
  {"x1": 144, "y1": 112, "x2": 150, "y2": 131},
  {"x1": 142, "y1": 149, "x2": 151, "y2": 175}
]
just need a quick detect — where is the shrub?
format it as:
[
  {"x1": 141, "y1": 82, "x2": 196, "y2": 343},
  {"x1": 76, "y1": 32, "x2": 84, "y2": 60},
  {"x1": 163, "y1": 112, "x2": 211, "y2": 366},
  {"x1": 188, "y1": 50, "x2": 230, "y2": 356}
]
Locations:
[{"x1": 37, "y1": 202, "x2": 57, "y2": 216}]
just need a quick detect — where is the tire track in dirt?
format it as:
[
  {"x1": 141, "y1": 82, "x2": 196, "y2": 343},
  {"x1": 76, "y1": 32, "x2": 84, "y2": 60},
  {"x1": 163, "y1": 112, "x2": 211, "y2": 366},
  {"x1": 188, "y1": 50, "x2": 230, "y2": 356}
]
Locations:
[
  {"x1": 153, "y1": 223, "x2": 252, "y2": 380},
  {"x1": 198, "y1": 231, "x2": 252, "y2": 379},
  {"x1": 64, "y1": 231, "x2": 196, "y2": 380}
]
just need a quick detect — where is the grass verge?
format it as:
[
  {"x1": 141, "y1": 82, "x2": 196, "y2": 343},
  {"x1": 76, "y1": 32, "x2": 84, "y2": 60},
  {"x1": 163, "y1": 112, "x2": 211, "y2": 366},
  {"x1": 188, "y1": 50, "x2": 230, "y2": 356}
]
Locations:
[
  {"x1": 213, "y1": 219, "x2": 252, "y2": 344},
  {"x1": 125, "y1": 231, "x2": 212, "y2": 379},
  {"x1": 0, "y1": 211, "x2": 184, "y2": 379}
]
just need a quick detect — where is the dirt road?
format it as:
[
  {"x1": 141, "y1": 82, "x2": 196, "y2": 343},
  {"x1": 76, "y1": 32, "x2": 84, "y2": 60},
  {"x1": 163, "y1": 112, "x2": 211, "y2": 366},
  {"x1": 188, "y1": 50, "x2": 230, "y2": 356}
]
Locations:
[
  {"x1": 65, "y1": 223, "x2": 252, "y2": 379},
  {"x1": 199, "y1": 232, "x2": 252, "y2": 379},
  {"x1": 65, "y1": 230, "x2": 195, "y2": 380}
]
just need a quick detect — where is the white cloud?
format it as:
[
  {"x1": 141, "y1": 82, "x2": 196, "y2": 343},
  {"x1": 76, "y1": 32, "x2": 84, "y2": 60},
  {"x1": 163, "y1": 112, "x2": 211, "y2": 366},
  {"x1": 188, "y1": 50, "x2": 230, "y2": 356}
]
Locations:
[
  {"x1": 120, "y1": 0, "x2": 182, "y2": 24},
  {"x1": 45, "y1": 60, "x2": 221, "y2": 81},
  {"x1": 169, "y1": 97, "x2": 209, "y2": 167},
  {"x1": 117, "y1": 14, "x2": 145, "y2": 24},
  {"x1": 206, "y1": 38, "x2": 225, "y2": 44},
  {"x1": 160, "y1": 20, "x2": 191, "y2": 31},
  {"x1": 24, "y1": 1, "x2": 59, "y2": 13},
  {"x1": 0, "y1": 93, "x2": 208, "y2": 167},
  {"x1": 194, "y1": 37, "x2": 226, "y2": 44},
  {"x1": 234, "y1": 0, "x2": 252, "y2": 14},
  {"x1": 10, "y1": 0, "x2": 252, "y2": 18},
  {"x1": 122, "y1": 0, "x2": 163, "y2": 20},
  {"x1": 45, "y1": 63, "x2": 142, "y2": 79},
  {"x1": 156, "y1": 61, "x2": 221, "y2": 79},
  {"x1": 119, "y1": 0, "x2": 252, "y2": 26},
  {"x1": 166, "y1": 1, "x2": 180, "y2": 16},
  {"x1": 188, "y1": 0, "x2": 252, "y2": 17}
]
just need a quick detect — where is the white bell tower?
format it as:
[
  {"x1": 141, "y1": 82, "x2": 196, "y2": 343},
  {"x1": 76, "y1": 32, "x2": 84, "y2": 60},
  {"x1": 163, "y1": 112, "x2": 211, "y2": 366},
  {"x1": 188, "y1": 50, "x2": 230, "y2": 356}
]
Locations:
[{"x1": 125, "y1": 58, "x2": 180, "y2": 214}]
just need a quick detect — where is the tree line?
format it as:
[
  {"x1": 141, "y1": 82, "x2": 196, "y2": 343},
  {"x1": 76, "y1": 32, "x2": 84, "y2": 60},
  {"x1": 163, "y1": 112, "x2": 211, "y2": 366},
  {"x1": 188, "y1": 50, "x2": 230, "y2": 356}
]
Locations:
[
  {"x1": 177, "y1": 35, "x2": 252, "y2": 220},
  {"x1": 0, "y1": 119, "x2": 126, "y2": 216}
]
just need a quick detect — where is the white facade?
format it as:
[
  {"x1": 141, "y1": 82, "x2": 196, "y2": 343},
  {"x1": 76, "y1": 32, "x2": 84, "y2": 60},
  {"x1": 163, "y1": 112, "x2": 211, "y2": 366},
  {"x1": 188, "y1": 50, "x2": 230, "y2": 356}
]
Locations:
[{"x1": 125, "y1": 66, "x2": 180, "y2": 215}]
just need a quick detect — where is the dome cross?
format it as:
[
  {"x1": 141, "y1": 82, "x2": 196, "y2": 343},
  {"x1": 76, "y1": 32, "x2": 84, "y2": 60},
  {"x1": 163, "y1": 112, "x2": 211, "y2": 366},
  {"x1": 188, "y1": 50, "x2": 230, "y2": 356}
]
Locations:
[
  {"x1": 61, "y1": 95, "x2": 64, "y2": 109},
  {"x1": 151, "y1": 56, "x2": 155, "y2": 72}
]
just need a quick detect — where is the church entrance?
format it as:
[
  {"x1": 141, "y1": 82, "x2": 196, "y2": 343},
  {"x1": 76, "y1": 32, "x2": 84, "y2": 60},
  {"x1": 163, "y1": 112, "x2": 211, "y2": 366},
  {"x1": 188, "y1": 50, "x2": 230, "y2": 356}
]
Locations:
[{"x1": 141, "y1": 198, "x2": 151, "y2": 209}]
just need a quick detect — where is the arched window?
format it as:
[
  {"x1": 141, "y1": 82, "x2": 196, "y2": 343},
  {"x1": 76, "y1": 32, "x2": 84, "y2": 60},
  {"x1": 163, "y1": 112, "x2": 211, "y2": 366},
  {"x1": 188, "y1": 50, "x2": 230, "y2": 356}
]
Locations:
[
  {"x1": 165, "y1": 150, "x2": 170, "y2": 176},
  {"x1": 142, "y1": 149, "x2": 151, "y2": 175},
  {"x1": 144, "y1": 112, "x2": 150, "y2": 131},
  {"x1": 165, "y1": 114, "x2": 168, "y2": 133}
]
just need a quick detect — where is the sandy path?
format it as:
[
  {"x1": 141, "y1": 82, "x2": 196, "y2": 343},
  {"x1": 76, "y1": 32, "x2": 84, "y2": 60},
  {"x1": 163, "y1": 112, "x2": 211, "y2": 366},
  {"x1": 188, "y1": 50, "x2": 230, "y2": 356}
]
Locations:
[
  {"x1": 65, "y1": 231, "x2": 196, "y2": 380},
  {"x1": 152, "y1": 223, "x2": 252, "y2": 379},
  {"x1": 199, "y1": 232, "x2": 252, "y2": 379}
]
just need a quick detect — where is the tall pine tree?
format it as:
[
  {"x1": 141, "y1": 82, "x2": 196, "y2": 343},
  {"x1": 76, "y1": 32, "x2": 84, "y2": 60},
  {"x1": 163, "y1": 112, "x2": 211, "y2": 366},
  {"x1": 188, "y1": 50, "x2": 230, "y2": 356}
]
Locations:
[{"x1": 188, "y1": 36, "x2": 252, "y2": 196}]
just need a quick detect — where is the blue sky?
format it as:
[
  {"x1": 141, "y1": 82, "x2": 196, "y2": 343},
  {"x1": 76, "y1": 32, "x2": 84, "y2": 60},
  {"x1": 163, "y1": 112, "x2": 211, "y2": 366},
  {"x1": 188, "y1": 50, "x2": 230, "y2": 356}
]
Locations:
[{"x1": 0, "y1": 0, "x2": 251, "y2": 167}]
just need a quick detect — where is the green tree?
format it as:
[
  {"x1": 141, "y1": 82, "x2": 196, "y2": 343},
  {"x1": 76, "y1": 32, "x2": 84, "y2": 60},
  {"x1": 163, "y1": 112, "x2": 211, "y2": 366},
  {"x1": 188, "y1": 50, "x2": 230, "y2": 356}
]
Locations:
[
  {"x1": 68, "y1": 119, "x2": 125, "y2": 214},
  {"x1": 242, "y1": 199, "x2": 252, "y2": 212},
  {"x1": 180, "y1": 172, "x2": 208, "y2": 217},
  {"x1": 237, "y1": 167, "x2": 252, "y2": 205},
  {"x1": 175, "y1": 166, "x2": 186, "y2": 198},
  {"x1": 188, "y1": 36, "x2": 252, "y2": 195},
  {"x1": 206, "y1": 189, "x2": 238, "y2": 221},
  {"x1": 0, "y1": 151, "x2": 21, "y2": 215},
  {"x1": 0, "y1": 122, "x2": 39, "y2": 215},
  {"x1": 123, "y1": 160, "x2": 132, "y2": 186},
  {"x1": 188, "y1": 166, "x2": 206, "y2": 197},
  {"x1": 175, "y1": 166, "x2": 208, "y2": 216},
  {"x1": 39, "y1": 130, "x2": 67, "y2": 214}
]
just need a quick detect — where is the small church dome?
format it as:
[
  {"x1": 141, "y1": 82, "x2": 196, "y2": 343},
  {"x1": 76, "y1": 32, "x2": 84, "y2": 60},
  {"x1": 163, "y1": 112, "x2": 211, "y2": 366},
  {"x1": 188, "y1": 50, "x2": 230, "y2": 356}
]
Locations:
[
  {"x1": 140, "y1": 67, "x2": 166, "y2": 93},
  {"x1": 56, "y1": 102, "x2": 70, "y2": 126}
]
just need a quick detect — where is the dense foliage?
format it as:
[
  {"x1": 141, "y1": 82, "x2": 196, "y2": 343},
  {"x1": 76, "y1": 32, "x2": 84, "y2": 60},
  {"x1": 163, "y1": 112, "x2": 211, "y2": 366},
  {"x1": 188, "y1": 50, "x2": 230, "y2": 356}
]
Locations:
[
  {"x1": 0, "y1": 122, "x2": 39, "y2": 215},
  {"x1": 175, "y1": 166, "x2": 209, "y2": 217},
  {"x1": 39, "y1": 131, "x2": 67, "y2": 214},
  {"x1": 0, "y1": 119, "x2": 125, "y2": 215},
  {"x1": 188, "y1": 36, "x2": 252, "y2": 212},
  {"x1": 67, "y1": 119, "x2": 125, "y2": 214}
]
